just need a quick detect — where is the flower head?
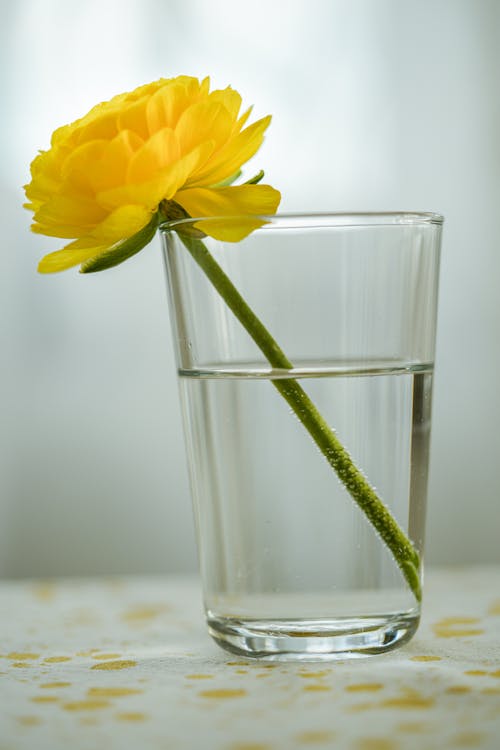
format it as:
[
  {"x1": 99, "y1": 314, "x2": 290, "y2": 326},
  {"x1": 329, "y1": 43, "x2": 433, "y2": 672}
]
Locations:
[{"x1": 24, "y1": 76, "x2": 280, "y2": 273}]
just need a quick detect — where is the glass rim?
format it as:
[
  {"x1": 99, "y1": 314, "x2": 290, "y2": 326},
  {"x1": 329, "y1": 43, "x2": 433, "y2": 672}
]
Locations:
[{"x1": 160, "y1": 211, "x2": 444, "y2": 232}]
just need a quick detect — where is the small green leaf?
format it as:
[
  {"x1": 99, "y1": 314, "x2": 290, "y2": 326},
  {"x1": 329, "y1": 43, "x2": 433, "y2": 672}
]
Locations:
[
  {"x1": 212, "y1": 170, "x2": 242, "y2": 188},
  {"x1": 244, "y1": 169, "x2": 265, "y2": 185},
  {"x1": 80, "y1": 213, "x2": 159, "y2": 273}
]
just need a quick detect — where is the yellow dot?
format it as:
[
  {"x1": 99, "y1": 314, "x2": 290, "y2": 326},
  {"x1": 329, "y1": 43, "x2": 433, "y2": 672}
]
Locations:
[
  {"x1": 30, "y1": 696, "x2": 60, "y2": 704},
  {"x1": 396, "y1": 722, "x2": 428, "y2": 733},
  {"x1": 63, "y1": 700, "x2": 111, "y2": 711},
  {"x1": 434, "y1": 617, "x2": 481, "y2": 626},
  {"x1": 433, "y1": 628, "x2": 484, "y2": 638},
  {"x1": 91, "y1": 653, "x2": 123, "y2": 660},
  {"x1": 91, "y1": 660, "x2": 137, "y2": 671},
  {"x1": 488, "y1": 600, "x2": 500, "y2": 615},
  {"x1": 43, "y1": 656, "x2": 72, "y2": 663},
  {"x1": 122, "y1": 605, "x2": 168, "y2": 622},
  {"x1": 298, "y1": 670, "x2": 330, "y2": 679},
  {"x1": 32, "y1": 583, "x2": 56, "y2": 602},
  {"x1": 432, "y1": 616, "x2": 484, "y2": 639},
  {"x1": 356, "y1": 740, "x2": 396, "y2": 750},
  {"x1": 87, "y1": 687, "x2": 142, "y2": 697},
  {"x1": 346, "y1": 683, "x2": 384, "y2": 693},
  {"x1": 410, "y1": 655, "x2": 442, "y2": 662},
  {"x1": 199, "y1": 688, "x2": 246, "y2": 699},
  {"x1": 453, "y1": 732, "x2": 485, "y2": 747},
  {"x1": 185, "y1": 674, "x2": 214, "y2": 680},
  {"x1": 8, "y1": 652, "x2": 40, "y2": 661},
  {"x1": 349, "y1": 702, "x2": 375, "y2": 713},
  {"x1": 115, "y1": 712, "x2": 148, "y2": 722},
  {"x1": 464, "y1": 670, "x2": 488, "y2": 676},
  {"x1": 40, "y1": 682, "x2": 71, "y2": 689},
  {"x1": 17, "y1": 715, "x2": 42, "y2": 727},
  {"x1": 381, "y1": 694, "x2": 434, "y2": 709},
  {"x1": 303, "y1": 684, "x2": 332, "y2": 692},
  {"x1": 446, "y1": 686, "x2": 471, "y2": 694}
]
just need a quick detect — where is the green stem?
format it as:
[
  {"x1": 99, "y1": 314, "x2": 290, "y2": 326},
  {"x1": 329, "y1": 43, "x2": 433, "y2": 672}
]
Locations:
[{"x1": 176, "y1": 231, "x2": 421, "y2": 602}]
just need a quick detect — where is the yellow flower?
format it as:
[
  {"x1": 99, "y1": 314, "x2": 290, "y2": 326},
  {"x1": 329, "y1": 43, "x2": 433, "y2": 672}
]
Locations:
[{"x1": 24, "y1": 76, "x2": 281, "y2": 273}]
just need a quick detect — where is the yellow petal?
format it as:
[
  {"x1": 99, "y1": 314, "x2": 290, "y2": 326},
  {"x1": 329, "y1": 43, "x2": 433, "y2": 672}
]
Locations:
[
  {"x1": 144, "y1": 77, "x2": 209, "y2": 134},
  {"x1": 174, "y1": 184, "x2": 281, "y2": 241},
  {"x1": 121, "y1": 78, "x2": 170, "y2": 104},
  {"x1": 237, "y1": 106, "x2": 253, "y2": 130},
  {"x1": 146, "y1": 83, "x2": 194, "y2": 133},
  {"x1": 89, "y1": 205, "x2": 153, "y2": 242},
  {"x1": 175, "y1": 100, "x2": 233, "y2": 156},
  {"x1": 170, "y1": 75, "x2": 209, "y2": 103},
  {"x1": 32, "y1": 195, "x2": 107, "y2": 238},
  {"x1": 97, "y1": 129, "x2": 144, "y2": 187},
  {"x1": 51, "y1": 122, "x2": 72, "y2": 147},
  {"x1": 175, "y1": 183, "x2": 281, "y2": 216},
  {"x1": 127, "y1": 128, "x2": 179, "y2": 184},
  {"x1": 60, "y1": 139, "x2": 108, "y2": 185},
  {"x1": 62, "y1": 131, "x2": 143, "y2": 195},
  {"x1": 117, "y1": 98, "x2": 150, "y2": 140},
  {"x1": 186, "y1": 115, "x2": 271, "y2": 187},
  {"x1": 37, "y1": 206, "x2": 153, "y2": 272},
  {"x1": 199, "y1": 76, "x2": 210, "y2": 96},
  {"x1": 74, "y1": 111, "x2": 120, "y2": 145},
  {"x1": 209, "y1": 87, "x2": 242, "y2": 121},
  {"x1": 38, "y1": 238, "x2": 109, "y2": 273},
  {"x1": 96, "y1": 180, "x2": 164, "y2": 212},
  {"x1": 26, "y1": 149, "x2": 64, "y2": 204},
  {"x1": 98, "y1": 141, "x2": 214, "y2": 211}
]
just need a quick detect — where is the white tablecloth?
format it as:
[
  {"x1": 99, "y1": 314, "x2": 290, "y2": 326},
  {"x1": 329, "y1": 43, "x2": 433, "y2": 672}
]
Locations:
[{"x1": 1, "y1": 567, "x2": 499, "y2": 750}]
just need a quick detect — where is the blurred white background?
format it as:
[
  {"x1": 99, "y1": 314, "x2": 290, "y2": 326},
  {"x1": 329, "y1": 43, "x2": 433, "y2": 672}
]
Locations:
[{"x1": 1, "y1": 0, "x2": 499, "y2": 578}]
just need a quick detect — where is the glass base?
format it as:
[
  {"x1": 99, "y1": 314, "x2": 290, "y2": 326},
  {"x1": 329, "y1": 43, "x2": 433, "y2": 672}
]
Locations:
[{"x1": 207, "y1": 612, "x2": 419, "y2": 661}]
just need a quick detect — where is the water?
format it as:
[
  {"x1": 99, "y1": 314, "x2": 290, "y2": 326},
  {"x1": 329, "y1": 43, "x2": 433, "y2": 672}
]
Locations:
[{"x1": 178, "y1": 361, "x2": 433, "y2": 658}]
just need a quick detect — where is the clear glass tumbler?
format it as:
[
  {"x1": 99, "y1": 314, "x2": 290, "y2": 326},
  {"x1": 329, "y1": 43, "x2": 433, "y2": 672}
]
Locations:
[{"x1": 161, "y1": 212, "x2": 443, "y2": 660}]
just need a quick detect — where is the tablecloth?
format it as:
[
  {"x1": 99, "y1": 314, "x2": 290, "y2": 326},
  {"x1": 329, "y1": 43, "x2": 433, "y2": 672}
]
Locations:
[{"x1": 1, "y1": 566, "x2": 499, "y2": 750}]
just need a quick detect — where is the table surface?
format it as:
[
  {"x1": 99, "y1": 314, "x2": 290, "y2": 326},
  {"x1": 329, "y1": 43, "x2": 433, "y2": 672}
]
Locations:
[{"x1": 0, "y1": 566, "x2": 499, "y2": 750}]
